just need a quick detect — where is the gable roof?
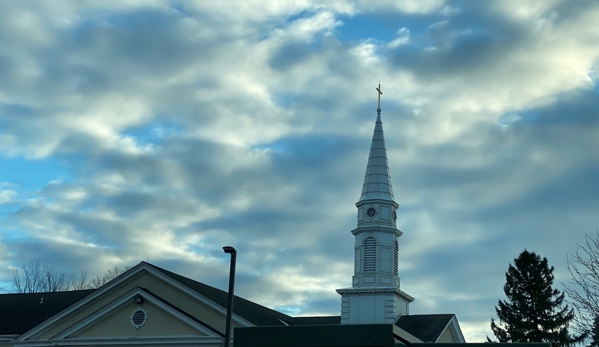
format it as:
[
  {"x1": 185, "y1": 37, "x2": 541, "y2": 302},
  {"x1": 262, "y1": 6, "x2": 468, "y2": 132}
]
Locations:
[
  {"x1": 395, "y1": 314, "x2": 455, "y2": 342},
  {"x1": 145, "y1": 262, "x2": 291, "y2": 326},
  {"x1": 0, "y1": 290, "x2": 94, "y2": 335},
  {"x1": 2, "y1": 262, "x2": 291, "y2": 339}
]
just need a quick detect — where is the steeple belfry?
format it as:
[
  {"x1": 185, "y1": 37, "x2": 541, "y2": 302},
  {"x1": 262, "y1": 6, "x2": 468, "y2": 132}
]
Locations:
[{"x1": 336, "y1": 84, "x2": 414, "y2": 325}]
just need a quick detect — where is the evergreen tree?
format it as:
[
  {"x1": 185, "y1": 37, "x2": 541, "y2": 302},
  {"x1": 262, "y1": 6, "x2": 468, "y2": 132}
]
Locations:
[
  {"x1": 588, "y1": 316, "x2": 599, "y2": 347},
  {"x1": 489, "y1": 250, "x2": 585, "y2": 346}
]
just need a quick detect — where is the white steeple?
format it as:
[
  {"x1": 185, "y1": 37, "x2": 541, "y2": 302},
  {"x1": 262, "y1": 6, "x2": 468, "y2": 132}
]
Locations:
[
  {"x1": 336, "y1": 85, "x2": 414, "y2": 324},
  {"x1": 358, "y1": 111, "x2": 395, "y2": 203}
]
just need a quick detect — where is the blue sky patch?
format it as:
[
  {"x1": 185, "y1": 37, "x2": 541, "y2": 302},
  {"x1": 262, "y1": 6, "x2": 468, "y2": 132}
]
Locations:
[
  {"x1": 336, "y1": 13, "x2": 445, "y2": 44},
  {"x1": 122, "y1": 120, "x2": 184, "y2": 146},
  {"x1": 0, "y1": 157, "x2": 73, "y2": 190}
]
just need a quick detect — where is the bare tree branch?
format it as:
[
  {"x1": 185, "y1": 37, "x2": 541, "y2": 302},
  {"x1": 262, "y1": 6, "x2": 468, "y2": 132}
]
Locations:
[
  {"x1": 563, "y1": 228, "x2": 599, "y2": 343},
  {"x1": 11, "y1": 260, "x2": 132, "y2": 293},
  {"x1": 89, "y1": 266, "x2": 131, "y2": 289},
  {"x1": 68, "y1": 271, "x2": 89, "y2": 291}
]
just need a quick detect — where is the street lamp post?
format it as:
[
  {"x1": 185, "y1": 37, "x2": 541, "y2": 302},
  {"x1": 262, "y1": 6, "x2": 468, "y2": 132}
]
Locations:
[{"x1": 223, "y1": 246, "x2": 237, "y2": 347}]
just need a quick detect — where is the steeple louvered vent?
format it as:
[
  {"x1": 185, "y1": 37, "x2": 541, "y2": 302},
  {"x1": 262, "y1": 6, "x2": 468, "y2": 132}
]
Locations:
[
  {"x1": 364, "y1": 237, "x2": 376, "y2": 272},
  {"x1": 394, "y1": 241, "x2": 399, "y2": 276}
]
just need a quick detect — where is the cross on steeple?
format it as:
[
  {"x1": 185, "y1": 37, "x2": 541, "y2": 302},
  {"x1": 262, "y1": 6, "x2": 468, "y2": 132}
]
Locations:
[{"x1": 376, "y1": 83, "x2": 383, "y2": 109}]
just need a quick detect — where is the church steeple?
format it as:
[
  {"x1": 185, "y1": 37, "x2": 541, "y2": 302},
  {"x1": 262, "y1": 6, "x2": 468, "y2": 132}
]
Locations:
[
  {"x1": 358, "y1": 110, "x2": 395, "y2": 203},
  {"x1": 336, "y1": 84, "x2": 414, "y2": 325}
]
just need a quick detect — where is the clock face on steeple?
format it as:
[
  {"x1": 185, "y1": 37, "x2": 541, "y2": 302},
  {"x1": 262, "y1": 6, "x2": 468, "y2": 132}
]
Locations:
[{"x1": 366, "y1": 207, "x2": 376, "y2": 218}]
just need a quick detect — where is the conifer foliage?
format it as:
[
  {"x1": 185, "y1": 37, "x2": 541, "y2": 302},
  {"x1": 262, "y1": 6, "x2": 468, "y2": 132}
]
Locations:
[
  {"x1": 490, "y1": 250, "x2": 584, "y2": 346},
  {"x1": 588, "y1": 316, "x2": 599, "y2": 347}
]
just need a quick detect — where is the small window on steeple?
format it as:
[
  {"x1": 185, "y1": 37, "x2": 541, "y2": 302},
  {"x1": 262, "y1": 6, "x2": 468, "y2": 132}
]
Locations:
[{"x1": 364, "y1": 237, "x2": 376, "y2": 272}]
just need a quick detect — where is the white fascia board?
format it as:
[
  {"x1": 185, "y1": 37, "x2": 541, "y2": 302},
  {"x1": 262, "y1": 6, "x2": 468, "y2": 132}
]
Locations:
[
  {"x1": 16, "y1": 336, "x2": 223, "y2": 347},
  {"x1": 17, "y1": 263, "x2": 254, "y2": 342},
  {"x1": 52, "y1": 287, "x2": 221, "y2": 339},
  {"x1": 0, "y1": 335, "x2": 19, "y2": 343},
  {"x1": 434, "y1": 315, "x2": 466, "y2": 343},
  {"x1": 392, "y1": 326, "x2": 422, "y2": 343},
  {"x1": 449, "y1": 316, "x2": 466, "y2": 343}
]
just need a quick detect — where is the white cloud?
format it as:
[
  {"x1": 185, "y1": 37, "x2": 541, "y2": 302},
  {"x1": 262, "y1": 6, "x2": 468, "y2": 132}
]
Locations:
[
  {"x1": 0, "y1": 1, "x2": 598, "y2": 342},
  {"x1": 0, "y1": 190, "x2": 16, "y2": 204}
]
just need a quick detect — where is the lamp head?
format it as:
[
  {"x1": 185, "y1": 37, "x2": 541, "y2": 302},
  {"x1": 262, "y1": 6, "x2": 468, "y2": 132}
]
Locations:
[{"x1": 223, "y1": 246, "x2": 236, "y2": 254}]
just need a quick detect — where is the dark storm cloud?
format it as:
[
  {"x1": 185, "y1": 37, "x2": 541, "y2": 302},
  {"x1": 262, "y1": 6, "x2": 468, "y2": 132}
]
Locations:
[{"x1": 269, "y1": 42, "x2": 316, "y2": 71}]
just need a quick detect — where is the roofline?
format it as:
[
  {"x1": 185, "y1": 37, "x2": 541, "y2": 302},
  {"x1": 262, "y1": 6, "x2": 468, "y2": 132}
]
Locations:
[
  {"x1": 0, "y1": 335, "x2": 19, "y2": 341},
  {"x1": 434, "y1": 315, "x2": 466, "y2": 343},
  {"x1": 392, "y1": 325, "x2": 423, "y2": 344},
  {"x1": 14, "y1": 336, "x2": 224, "y2": 346},
  {"x1": 15, "y1": 262, "x2": 254, "y2": 341}
]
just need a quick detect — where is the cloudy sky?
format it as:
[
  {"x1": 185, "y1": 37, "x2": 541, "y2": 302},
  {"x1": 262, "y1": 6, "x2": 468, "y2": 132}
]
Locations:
[{"x1": 1, "y1": 0, "x2": 599, "y2": 341}]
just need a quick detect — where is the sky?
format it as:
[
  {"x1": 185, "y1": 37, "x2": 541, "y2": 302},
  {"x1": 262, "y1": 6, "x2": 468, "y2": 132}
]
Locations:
[{"x1": 0, "y1": 0, "x2": 598, "y2": 342}]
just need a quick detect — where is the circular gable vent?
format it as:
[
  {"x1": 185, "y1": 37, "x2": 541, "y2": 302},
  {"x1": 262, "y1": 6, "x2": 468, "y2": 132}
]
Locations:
[{"x1": 130, "y1": 308, "x2": 147, "y2": 328}]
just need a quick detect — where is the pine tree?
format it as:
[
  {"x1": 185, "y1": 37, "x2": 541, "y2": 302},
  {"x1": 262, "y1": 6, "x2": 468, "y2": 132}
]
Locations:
[
  {"x1": 490, "y1": 250, "x2": 585, "y2": 347},
  {"x1": 588, "y1": 316, "x2": 599, "y2": 347}
]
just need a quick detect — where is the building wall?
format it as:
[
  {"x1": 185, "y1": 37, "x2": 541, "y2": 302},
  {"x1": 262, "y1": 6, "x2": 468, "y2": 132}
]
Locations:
[{"x1": 75, "y1": 300, "x2": 204, "y2": 338}]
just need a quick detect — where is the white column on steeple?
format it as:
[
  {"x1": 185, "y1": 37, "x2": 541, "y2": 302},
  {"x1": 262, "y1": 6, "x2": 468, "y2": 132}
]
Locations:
[{"x1": 336, "y1": 84, "x2": 414, "y2": 324}]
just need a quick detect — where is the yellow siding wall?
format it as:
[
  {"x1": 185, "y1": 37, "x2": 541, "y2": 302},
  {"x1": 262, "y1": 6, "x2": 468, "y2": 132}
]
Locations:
[{"x1": 75, "y1": 300, "x2": 204, "y2": 338}]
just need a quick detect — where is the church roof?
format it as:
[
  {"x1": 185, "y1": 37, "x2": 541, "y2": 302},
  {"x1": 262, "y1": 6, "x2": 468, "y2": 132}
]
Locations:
[
  {"x1": 145, "y1": 262, "x2": 292, "y2": 326},
  {"x1": 358, "y1": 110, "x2": 395, "y2": 203},
  {"x1": 289, "y1": 314, "x2": 456, "y2": 342},
  {"x1": 0, "y1": 289, "x2": 94, "y2": 335},
  {"x1": 396, "y1": 313, "x2": 456, "y2": 342}
]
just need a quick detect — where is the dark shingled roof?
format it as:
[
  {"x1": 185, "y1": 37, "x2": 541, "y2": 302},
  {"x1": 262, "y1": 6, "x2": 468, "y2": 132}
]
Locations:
[
  {"x1": 291, "y1": 314, "x2": 455, "y2": 342},
  {"x1": 395, "y1": 314, "x2": 455, "y2": 342},
  {"x1": 0, "y1": 289, "x2": 94, "y2": 335},
  {"x1": 146, "y1": 262, "x2": 292, "y2": 326}
]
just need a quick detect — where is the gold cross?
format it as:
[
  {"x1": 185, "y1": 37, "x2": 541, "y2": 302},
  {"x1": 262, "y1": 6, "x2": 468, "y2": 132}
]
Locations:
[{"x1": 376, "y1": 83, "x2": 383, "y2": 109}]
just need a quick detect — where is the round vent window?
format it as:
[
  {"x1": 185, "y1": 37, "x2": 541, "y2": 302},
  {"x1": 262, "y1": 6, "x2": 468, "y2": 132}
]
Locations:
[
  {"x1": 130, "y1": 308, "x2": 147, "y2": 328},
  {"x1": 366, "y1": 207, "x2": 376, "y2": 218}
]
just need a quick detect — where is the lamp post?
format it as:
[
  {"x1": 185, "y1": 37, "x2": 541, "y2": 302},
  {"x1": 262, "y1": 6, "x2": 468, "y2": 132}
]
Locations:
[{"x1": 223, "y1": 246, "x2": 237, "y2": 347}]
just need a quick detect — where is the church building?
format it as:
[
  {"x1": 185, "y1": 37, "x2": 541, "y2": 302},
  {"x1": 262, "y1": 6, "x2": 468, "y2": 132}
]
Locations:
[{"x1": 0, "y1": 90, "x2": 466, "y2": 347}]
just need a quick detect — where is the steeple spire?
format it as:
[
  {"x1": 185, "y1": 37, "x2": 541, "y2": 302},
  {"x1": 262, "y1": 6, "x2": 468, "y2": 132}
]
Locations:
[
  {"x1": 358, "y1": 84, "x2": 395, "y2": 203},
  {"x1": 337, "y1": 83, "x2": 413, "y2": 325}
]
